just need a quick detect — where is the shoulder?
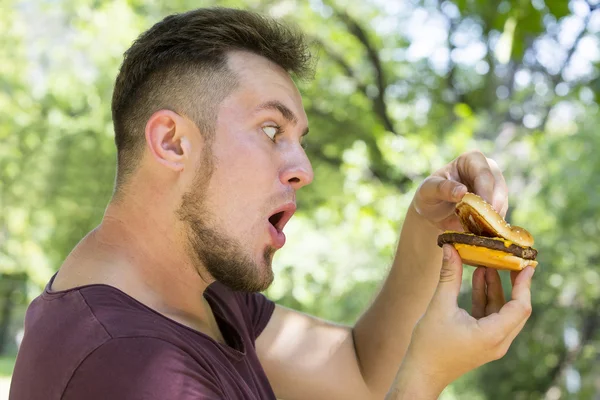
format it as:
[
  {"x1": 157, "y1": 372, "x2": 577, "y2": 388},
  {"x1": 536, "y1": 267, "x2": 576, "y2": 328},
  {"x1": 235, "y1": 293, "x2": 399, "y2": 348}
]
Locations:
[{"x1": 63, "y1": 337, "x2": 224, "y2": 400}]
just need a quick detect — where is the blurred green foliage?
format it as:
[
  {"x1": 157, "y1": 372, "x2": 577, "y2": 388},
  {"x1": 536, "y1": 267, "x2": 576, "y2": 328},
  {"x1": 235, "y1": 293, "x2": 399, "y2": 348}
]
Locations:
[
  {"x1": 0, "y1": 357, "x2": 15, "y2": 378},
  {"x1": 2, "y1": 0, "x2": 600, "y2": 398}
]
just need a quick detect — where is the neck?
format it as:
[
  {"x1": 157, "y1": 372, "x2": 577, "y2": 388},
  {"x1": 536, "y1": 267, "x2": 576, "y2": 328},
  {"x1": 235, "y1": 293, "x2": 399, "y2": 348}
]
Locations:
[{"x1": 55, "y1": 192, "x2": 218, "y2": 332}]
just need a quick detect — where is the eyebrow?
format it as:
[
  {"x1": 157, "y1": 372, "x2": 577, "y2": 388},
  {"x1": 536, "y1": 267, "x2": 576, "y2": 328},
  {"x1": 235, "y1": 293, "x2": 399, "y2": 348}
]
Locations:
[{"x1": 255, "y1": 100, "x2": 309, "y2": 137}]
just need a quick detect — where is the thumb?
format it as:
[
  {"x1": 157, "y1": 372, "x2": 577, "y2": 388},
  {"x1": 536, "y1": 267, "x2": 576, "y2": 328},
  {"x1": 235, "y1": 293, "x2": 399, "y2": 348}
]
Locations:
[
  {"x1": 432, "y1": 244, "x2": 464, "y2": 307},
  {"x1": 416, "y1": 176, "x2": 468, "y2": 205}
]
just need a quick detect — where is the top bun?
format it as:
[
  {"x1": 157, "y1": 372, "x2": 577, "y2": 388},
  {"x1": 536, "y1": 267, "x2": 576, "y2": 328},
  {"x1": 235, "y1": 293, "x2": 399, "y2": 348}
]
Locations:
[{"x1": 455, "y1": 193, "x2": 534, "y2": 248}]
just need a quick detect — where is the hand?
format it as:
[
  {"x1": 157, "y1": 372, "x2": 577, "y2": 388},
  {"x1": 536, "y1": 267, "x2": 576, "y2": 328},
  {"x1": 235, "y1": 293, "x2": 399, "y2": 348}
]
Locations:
[
  {"x1": 387, "y1": 245, "x2": 534, "y2": 399},
  {"x1": 412, "y1": 150, "x2": 508, "y2": 231},
  {"x1": 471, "y1": 263, "x2": 522, "y2": 319}
]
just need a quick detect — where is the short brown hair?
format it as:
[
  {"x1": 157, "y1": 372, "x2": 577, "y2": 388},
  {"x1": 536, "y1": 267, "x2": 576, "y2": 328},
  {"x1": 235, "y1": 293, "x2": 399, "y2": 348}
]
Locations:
[{"x1": 111, "y1": 7, "x2": 314, "y2": 186}]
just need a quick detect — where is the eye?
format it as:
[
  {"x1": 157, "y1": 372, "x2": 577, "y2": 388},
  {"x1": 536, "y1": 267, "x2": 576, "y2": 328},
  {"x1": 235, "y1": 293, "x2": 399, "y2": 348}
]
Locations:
[{"x1": 262, "y1": 125, "x2": 280, "y2": 141}]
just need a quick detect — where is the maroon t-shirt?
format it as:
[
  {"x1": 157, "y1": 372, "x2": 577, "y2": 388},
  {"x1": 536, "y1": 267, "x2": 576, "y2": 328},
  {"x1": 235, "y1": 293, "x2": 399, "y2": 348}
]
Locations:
[{"x1": 10, "y1": 274, "x2": 277, "y2": 399}]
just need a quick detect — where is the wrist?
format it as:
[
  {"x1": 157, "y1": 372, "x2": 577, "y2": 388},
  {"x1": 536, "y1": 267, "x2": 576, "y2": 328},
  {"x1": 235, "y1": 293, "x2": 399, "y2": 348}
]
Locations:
[{"x1": 387, "y1": 355, "x2": 448, "y2": 400}]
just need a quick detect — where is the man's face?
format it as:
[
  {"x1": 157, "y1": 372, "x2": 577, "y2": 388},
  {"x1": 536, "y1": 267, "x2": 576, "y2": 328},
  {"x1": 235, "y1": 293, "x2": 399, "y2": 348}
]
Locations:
[{"x1": 178, "y1": 51, "x2": 313, "y2": 292}]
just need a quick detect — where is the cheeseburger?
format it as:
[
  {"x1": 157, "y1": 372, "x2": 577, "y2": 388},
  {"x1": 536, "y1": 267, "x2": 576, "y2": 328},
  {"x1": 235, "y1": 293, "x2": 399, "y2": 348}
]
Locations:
[{"x1": 437, "y1": 193, "x2": 538, "y2": 271}]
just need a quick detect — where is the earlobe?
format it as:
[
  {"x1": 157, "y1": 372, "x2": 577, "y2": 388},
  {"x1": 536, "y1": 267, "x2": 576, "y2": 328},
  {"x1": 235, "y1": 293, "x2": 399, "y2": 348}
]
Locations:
[{"x1": 145, "y1": 110, "x2": 190, "y2": 172}]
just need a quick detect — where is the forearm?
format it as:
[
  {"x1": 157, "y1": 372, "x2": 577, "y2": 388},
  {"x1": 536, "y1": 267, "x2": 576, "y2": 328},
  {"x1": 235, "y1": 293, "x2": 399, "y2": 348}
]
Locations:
[
  {"x1": 352, "y1": 202, "x2": 443, "y2": 396},
  {"x1": 384, "y1": 358, "x2": 446, "y2": 400}
]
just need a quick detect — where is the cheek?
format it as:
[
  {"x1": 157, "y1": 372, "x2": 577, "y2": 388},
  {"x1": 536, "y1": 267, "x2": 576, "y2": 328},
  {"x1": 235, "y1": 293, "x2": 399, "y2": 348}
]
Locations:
[
  {"x1": 213, "y1": 137, "x2": 278, "y2": 192},
  {"x1": 206, "y1": 133, "x2": 280, "y2": 237},
  {"x1": 202, "y1": 169, "x2": 267, "y2": 231}
]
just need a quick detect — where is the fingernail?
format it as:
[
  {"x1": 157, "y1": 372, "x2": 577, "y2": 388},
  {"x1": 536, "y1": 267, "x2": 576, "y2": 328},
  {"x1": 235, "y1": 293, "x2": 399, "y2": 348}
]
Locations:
[
  {"x1": 443, "y1": 245, "x2": 451, "y2": 261},
  {"x1": 452, "y1": 186, "x2": 464, "y2": 199}
]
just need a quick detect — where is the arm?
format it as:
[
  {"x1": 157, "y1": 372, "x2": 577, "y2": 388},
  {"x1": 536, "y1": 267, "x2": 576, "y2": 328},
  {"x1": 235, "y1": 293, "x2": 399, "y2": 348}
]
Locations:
[
  {"x1": 350, "y1": 150, "x2": 510, "y2": 396},
  {"x1": 352, "y1": 203, "x2": 444, "y2": 394},
  {"x1": 257, "y1": 305, "x2": 371, "y2": 399}
]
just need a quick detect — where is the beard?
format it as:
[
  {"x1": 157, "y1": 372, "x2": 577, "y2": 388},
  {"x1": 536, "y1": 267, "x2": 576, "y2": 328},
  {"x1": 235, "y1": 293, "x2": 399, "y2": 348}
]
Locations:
[{"x1": 176, "y1": 154, "x2": 275, "y2": 293}]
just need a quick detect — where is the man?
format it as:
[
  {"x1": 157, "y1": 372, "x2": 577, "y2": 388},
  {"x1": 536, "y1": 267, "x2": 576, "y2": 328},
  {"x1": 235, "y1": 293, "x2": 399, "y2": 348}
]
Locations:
[{"x1": 10, "y1": 7, "x2": 534, "y2": 400}]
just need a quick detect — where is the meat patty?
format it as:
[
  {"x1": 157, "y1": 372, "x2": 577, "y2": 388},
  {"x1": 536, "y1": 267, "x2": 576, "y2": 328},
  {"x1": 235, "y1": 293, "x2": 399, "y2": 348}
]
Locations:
[{"x1": 437, "y1": 232, "x2": 538, "y2": 260}]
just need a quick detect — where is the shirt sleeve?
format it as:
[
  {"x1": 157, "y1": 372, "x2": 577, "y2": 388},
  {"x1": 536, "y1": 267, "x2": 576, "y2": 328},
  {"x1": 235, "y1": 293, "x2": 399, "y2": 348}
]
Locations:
[
  {"x1": 237, "y1": 291, "x2": 276, "y2": 339},
  {"x1": 62, "y1": 337, "x2": 224, "y2": 400}
]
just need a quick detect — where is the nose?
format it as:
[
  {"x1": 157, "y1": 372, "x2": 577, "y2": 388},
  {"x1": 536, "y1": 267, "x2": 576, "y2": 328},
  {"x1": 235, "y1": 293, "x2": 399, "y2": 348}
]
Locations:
[{"x1": 280, "y1": 147, "x2": 314, "y2": 190}]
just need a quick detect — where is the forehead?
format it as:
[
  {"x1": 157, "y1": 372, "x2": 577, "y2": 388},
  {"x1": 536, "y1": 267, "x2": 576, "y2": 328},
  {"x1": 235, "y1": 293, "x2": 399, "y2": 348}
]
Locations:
[{"x1": 223, "y1": 51, "x2": 307, "y2": 121}]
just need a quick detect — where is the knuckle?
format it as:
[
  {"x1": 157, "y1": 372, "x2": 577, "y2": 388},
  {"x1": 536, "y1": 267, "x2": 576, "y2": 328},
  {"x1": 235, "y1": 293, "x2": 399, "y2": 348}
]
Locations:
[
  {"x1": 436, "y1": 177, "x2": 448, "y2": 192},
  {"x1": 479, "y1": 168, "x2": 495, "y2": 179},
  {"x1": 458, "y1": 150, "x2": 481, "y2": 164},
  {"x1": 466, "y1": 149, "x2": 485, "y2": 157},
  {"x1": 512, "y1": 300, "x2": 532, "y2": 318},
  {"x1": 439, "y1": 267, "x2": 455, "y2": 282},
  {"x1": 486, "y1": 331, "x2": 505, "y2": 348},
  {"x1": 486, "y1": 157, "x2": 499, "y2": 168},
  {"x1": 493, "y1": 345, "x2": 509, "y2": 360},
  {"x1": 477, "y1": 170, "x2": 496, "y2": 185}
]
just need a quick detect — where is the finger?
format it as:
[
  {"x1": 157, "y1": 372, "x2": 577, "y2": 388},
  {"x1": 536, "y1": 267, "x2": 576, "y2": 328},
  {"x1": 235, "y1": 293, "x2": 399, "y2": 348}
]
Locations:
[
  {"x1": 471, "y1": 267, "x2": 487, "y2": 319},
  {"x1": 456, "y1": 151, "x2": 495, "y2": 205},
  {"x1": 502, "y1": 267, "x2": 537, "y2": 341},
  {"x1": 496, "y1": 276, "x2": 536, "y2": 354},
  {"x1": 477, "y1": 266, "x2": 534, "y2": 335},
  {"x1": 484, "y1": 268, "x2": 506, "y2": 314},
  {"x1": 500, "y1": 202, "x2": 509, "y2": 219},
  {"x1": 418, "y1": 176, "x2": 468, "y2": 205},
  {"x1": 486, "y1": 157, "x2": 509, "y2": 217},
  {"x1": 510, "y1": 266, "x2": 535, "y2": 302},
  {"x1": 431, "y1": 245, "x2": 464, "y2": 309}
]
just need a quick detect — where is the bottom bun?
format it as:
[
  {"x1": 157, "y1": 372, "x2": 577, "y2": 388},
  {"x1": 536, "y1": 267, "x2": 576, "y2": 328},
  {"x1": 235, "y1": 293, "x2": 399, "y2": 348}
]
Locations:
[{"x1": 453, "y1": 243, "x2": 538, "y2": 271}]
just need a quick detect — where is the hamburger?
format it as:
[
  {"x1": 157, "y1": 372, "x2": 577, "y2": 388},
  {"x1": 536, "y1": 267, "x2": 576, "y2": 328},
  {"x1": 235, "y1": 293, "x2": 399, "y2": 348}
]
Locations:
[{"x1": 437, "y1": 193, "x2": 538, "y2": 271}]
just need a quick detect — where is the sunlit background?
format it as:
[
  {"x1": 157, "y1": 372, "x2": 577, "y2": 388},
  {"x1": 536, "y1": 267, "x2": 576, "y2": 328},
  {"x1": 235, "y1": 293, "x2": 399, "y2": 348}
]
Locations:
[{"x1": 2, "y1": 0, "x2": 600, "y2": 398}]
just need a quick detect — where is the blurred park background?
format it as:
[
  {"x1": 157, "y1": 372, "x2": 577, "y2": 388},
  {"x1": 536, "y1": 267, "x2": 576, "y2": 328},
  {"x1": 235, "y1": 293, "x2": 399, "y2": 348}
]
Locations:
[{"x1": 2, "y1": 0, "x2": 600, "y2": 398}]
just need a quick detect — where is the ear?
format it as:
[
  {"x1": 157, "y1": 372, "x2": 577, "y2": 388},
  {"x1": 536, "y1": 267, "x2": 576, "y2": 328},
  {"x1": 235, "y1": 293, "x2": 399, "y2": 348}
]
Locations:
[{"x1": 144, "y1": 110, "x2": 194, "y2": 172}]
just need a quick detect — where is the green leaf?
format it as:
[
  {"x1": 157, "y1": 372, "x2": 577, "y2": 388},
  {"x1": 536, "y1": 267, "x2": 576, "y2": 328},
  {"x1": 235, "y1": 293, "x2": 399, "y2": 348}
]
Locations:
[{"x1": 546, "y1": 0, "x2": 571, "y2": 19}]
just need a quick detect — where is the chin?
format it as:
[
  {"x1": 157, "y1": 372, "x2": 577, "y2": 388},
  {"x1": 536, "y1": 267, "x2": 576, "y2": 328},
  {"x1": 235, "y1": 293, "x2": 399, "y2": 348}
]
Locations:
[
  {"x1": 206, "y1": 250, "x2": 275, "y2": 293},
  {"x1": 254, "y1": 252, "x2": 275, "y2": 290},
  {"x1": 262, "y1": 246, "x2": 277, "y2": 266},
  {"x1": 243, "y1": 268, "x2": 274, "y2": 293}
]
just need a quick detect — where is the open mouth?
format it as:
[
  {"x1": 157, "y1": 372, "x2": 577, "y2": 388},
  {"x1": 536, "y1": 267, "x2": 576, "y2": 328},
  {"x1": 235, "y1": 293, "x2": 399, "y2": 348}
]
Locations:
[
  {"x1": 269, "y1": 211, "x2": 285, "y2": 231},
  {"x1": 267, "y1": 204, "x2": 296, "y2": 233}
]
